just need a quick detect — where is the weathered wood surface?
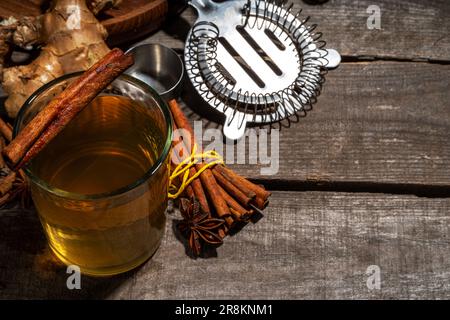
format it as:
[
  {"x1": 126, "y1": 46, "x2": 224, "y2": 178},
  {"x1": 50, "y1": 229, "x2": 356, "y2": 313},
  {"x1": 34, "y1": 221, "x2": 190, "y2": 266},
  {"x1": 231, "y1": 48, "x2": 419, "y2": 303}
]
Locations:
[
  {"x1": 1, "y1": 0, "x2": 450, "y2": 300},
  {"x1": 180, "y1": 61, "x2": 450, "y2": 188},
  {"x1": 0, "y1": 191, "x2": 449, "y2": 299},
  {"x1": 149, "y1": 0, "x2": 450, "y2": 61}
]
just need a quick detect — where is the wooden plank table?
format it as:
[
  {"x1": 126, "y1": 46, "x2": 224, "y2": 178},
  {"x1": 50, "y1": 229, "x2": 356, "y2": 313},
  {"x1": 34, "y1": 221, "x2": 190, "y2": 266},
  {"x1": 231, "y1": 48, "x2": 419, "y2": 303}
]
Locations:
[{"x1": 1, "y1": 0, "x2": 449, "y2": 299}]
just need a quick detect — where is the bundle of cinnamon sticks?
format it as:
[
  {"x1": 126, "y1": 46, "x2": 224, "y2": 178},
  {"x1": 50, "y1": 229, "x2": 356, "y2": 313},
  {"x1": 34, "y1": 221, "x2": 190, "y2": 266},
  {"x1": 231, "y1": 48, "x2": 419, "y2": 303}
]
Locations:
[{"x1": 169, "y1": 100, "x2": 271, "y2": 240}]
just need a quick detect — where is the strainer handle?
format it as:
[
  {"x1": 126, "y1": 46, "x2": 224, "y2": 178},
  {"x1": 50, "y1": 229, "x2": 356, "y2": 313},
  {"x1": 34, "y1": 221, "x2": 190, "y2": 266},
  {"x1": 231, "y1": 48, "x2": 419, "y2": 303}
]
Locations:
[
  {"x1": 223, "y1": 113, "x2": 248, "y2": 140},
  {"x1": 325, "y1": 49, "x2": 341, "y2": 69},
  {"x1": 189, "y1": 0, "x2": 219, "y2": 15}
]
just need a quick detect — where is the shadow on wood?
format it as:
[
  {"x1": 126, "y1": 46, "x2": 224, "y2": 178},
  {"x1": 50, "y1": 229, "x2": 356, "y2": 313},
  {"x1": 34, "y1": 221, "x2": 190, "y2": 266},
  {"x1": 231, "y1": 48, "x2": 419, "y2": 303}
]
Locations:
[{"x1": 0, "y1": 205, "x2": 135, "y2": 299}]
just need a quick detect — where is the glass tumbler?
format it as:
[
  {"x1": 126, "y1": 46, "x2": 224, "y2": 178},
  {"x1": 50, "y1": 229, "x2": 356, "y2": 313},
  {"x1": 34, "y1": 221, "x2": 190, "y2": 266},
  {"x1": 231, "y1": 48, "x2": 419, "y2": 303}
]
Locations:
[{"x1": 13, "y1": 72, "x2": 172, "y2": 276}]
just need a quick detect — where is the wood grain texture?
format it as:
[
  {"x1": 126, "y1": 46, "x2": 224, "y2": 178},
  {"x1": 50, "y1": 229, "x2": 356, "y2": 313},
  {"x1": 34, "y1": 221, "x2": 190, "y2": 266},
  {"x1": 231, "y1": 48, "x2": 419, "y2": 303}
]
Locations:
[
  {"x1": 0, "y1": 191, "x2": 449, "y2": 299},
  {"x1": 151, "y1": 0, "x2": 450, "y2": 61},
  {"x1": 179, "y1": 61, "x2": 450, "y2": 187},
  {"x1": 0, "y1": 0, "x2": 44, "y2": 18}
]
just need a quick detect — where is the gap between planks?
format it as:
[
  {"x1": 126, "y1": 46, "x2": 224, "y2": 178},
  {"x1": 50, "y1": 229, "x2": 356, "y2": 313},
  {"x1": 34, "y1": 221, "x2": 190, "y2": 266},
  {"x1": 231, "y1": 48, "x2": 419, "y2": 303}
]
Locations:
[
  {"x1": 252, "y1": 178, "x2": 450, "y2": 199},
  {"x1": 340, "y1": 56, "x2": 450, "y2": 66}
]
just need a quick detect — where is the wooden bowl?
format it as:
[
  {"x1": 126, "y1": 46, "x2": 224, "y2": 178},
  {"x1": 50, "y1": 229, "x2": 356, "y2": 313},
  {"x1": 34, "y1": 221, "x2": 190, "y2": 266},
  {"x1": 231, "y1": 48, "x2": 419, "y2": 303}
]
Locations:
[{"x1": 0, "y1": 0, "x2": 168, "y2": 46}]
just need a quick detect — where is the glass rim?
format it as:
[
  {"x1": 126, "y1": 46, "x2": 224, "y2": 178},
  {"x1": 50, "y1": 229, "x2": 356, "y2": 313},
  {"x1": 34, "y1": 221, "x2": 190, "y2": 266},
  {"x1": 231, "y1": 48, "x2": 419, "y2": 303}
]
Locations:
[{"x1": 13, "y1": 71, "x2": 173, "y2": 200}]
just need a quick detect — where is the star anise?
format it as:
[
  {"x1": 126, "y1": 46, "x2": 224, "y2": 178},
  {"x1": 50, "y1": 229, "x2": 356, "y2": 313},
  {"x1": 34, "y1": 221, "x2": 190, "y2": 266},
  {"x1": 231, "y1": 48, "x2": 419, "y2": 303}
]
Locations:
[
  {"x1": 177, "y1": 197, "x2": 225, "y2": 257},
  {"x1": 0, "y1": 167, "x2": 31, "y2": 208},
  {"x1": 9, "y1": 169, "x2": 31, "y2": 208}
]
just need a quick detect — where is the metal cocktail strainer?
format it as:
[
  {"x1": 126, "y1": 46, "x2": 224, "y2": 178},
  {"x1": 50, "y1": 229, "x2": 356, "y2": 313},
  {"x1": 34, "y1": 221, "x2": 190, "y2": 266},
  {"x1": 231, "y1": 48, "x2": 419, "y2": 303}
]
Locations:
[{"x1": 185, "y1": 0, "x2": 341, "y2": 140}]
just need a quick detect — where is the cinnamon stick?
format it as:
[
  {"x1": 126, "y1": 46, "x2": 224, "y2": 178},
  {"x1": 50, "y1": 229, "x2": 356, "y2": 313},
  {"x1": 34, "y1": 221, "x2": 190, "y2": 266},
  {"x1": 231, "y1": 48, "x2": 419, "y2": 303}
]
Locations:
[
  {"x1": 185, "y1": 181, "x2": 195, "y2": 199},
  {"x1": 217, "y1": 183, "x2": 252, "y2": 221},
  {"x1": 184, "y1": 179, "x2": 195, "y2": 199},
  {"x1": 195, "y1": 162, "x2": 232, "y2": 225},
  {"x1": 170, "y1": 161, "x2": 195, "y2": 199},
  {"x1": 0, "y1": 137, "x2": 6, "y2": 168},
  {"x1": 252, "y1": 196, "x2": 269, "y2": 210},
  {"x1": 0, "y1": 119, "x2": 11, "y2": 168},
  {"x1": 0, "y1": 118, "x2": 12, "y2": 142},
  {"x1": 218, "y1": 228, "x2": 227, "y2": 239},
  {"x1": 0, "y1": 193, "x2": 10, "y2": 206},
  {"x1": 189, "y1": 168, "x2": 211, "y2": 213},
  {"x1": 0, "y1": 171, "x2": 16, "y2": 196},
  {"x1": 214, "y1": 164, "x2": 267, "y2": 209},
  {"x1": 223, "y1": 215, "x2": 235, "y2": 229},
  {"x1": 212, "y1": 168, "x2": 255, "y2": 206},
  {"x1": 4, "y1": 48, "x2": 133, "y2": 169},
  {"x1": 168, "y1": 100, "x2": 196, "y2": 150},
  {"x1": 216, "y1": 165, "x2": 271, "y2": 201},
  {"x1": 172, "y1": 121, "x2": 211, "y2": 215}
]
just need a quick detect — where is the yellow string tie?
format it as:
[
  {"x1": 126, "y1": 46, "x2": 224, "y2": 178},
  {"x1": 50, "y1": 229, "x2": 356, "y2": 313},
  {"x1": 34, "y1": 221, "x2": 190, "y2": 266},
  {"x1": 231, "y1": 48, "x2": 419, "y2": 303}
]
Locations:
[{"x1": 168, "y1": 143, "x2": 223, "y2": 199}]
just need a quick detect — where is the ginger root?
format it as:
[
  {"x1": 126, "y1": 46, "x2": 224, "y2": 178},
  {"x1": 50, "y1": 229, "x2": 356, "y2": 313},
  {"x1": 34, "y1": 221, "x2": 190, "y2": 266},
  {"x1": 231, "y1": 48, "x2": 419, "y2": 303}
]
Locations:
[
  {"x1": 1, "y1": 0, "x2": 120, "y2": 118},
  {"x1": 0, "y1": 17, "x2": 18, "y2": 81}
]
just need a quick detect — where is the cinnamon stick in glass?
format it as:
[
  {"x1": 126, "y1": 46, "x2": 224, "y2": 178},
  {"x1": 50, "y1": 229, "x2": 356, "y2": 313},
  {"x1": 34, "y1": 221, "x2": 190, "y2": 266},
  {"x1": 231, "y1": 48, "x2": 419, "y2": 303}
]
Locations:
[
  {"x1": 3, "y1": 48, "x2": 133, "y2": 169},
  {"x1": 0, "y1": 118, "x2": 12, "y2": 142}
]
